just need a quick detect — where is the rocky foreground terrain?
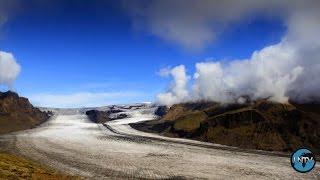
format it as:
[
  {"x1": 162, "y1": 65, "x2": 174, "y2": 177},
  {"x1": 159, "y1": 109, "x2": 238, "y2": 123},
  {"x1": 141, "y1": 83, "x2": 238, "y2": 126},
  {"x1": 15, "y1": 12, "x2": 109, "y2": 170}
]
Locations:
[
  {"x1": 0, "y1": 91, "x2": 51, "y2": 134},
  {"x1": 131, "y1": 99, "x2": 320, "y2": 154}
]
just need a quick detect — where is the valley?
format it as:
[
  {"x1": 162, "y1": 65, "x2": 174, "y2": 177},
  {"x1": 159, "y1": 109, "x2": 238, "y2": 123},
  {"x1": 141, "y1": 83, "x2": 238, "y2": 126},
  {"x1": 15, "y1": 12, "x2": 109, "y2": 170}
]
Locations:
[{"x1": 0, "y1": 105, "x2": 319, "y2": 179}]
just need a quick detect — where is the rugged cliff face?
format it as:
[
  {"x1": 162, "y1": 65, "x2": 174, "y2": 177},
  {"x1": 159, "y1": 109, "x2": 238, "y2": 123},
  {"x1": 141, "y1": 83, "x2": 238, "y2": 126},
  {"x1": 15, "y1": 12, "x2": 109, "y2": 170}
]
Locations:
[
  {"x1": 0, "y1": 91, "x2": 51, "y2": 134},
  {"x1": 132, "y1": 100, "x2": 320, "y2": 154}
]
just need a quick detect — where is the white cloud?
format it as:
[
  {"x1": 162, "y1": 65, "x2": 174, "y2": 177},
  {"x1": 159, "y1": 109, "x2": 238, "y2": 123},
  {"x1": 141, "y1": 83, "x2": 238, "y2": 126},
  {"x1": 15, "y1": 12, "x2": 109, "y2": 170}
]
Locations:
[
  {"x1": 155, "y1": 1, "x2": 320, "y2": 105},
  {"x1": 124, "y1": 0, "x2": 291, "y2": 52},
  {"x1": 192, "y1": 41, "x2": 304, "y2": 103},
  {"x1": 156, "y1": 65, "x2": 189, "y2": 106},
  {"x1": 0, "y1": 51, "x2": 21, "y2": 88},
  {"x1": 28, "y1": 91, "x2": 145, "y2": 108},
  {"x1": 0, "y1": 1, "x2": 21, "y2": 89}
]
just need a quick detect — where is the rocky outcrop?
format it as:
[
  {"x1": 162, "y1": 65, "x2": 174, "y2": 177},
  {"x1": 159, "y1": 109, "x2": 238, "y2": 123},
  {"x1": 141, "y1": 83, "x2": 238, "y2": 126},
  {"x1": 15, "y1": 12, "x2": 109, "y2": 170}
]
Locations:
[
  {"x1": 85, "y1": 110, "x2": 110, "y2": 123},
  {"x1": 85, "y1": 108, "x2": 130, "y2": 123},
  {"x1": 132, "y1": 100, "x2": 320, "y2": 154},
  {"x1": 0, "y1": 91, "x2": 51, "y2": 134}
]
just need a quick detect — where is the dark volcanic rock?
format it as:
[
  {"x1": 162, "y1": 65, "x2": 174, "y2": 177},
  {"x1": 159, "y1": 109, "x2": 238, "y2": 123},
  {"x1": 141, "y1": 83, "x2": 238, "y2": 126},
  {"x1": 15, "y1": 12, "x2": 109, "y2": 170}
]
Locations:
[
  {"x1": 0, "y1": 91, "x2": 51, "y2": 134},
  {"x1": 85, "y1": 110, "x2": 110, "y2": 123}
]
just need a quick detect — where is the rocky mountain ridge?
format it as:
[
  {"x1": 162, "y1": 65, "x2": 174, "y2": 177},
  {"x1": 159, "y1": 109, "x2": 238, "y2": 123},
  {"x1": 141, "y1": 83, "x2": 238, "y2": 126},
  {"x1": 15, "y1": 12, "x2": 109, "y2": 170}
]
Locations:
[
  {"x1": 0, "y1": 91, "x2": 51, "y2": 134},
  {"x1": 131, "y1": 100, "x2": 320, "y2": 154}
]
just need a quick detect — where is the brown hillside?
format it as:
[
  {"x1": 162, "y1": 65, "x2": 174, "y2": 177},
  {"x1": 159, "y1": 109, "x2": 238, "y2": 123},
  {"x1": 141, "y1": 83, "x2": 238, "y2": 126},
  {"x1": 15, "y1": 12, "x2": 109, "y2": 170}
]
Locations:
[
  {"x1": 132, "y1": 100, "x2": 320, "y2": 154},
  {"x1": 0, "y1": 91, "x2": 51, "y2": 134}
]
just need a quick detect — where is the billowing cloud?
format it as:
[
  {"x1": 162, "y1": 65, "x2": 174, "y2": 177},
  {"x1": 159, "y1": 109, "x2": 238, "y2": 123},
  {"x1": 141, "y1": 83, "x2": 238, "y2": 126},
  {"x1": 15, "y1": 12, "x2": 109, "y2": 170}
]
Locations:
[
  {"x1": 191, "y1": 42, "x2": 304, "y2": 104},
  {"x1": 28, "y1": 91, "x2": 146, "y2": 108},
  {"x1": 0, "y1": 51, "x2": 21, "y2": 88},
  {"x1": 155, "y1": 1, "x2": 320, "y2": 105},
  {"x1": 157, "y1": 65, "x2": 189, "y2": 106}
]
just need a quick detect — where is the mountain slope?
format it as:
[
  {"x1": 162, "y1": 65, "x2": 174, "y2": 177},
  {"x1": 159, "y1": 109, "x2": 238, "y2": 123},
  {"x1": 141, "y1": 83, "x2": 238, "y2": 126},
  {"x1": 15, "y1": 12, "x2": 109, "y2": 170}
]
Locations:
[
  {"x1": 0, "y1": 91, "x2": 51, "y2": 134},
  {"x1": 131, "y1": 100, "x2": 320, "y2": 154}
]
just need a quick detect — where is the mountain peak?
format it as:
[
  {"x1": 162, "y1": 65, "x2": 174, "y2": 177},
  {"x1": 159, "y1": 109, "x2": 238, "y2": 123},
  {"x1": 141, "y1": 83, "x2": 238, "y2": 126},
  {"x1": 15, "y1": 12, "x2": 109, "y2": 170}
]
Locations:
[{"x1": 0, "y1": 91, "x2": 19, "y2": 99}]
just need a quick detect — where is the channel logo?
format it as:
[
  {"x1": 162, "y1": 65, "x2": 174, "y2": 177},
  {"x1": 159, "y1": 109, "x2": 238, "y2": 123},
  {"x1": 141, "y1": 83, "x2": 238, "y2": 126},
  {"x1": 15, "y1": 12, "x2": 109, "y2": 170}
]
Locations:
[{"x1": 291, "y1": 148, "x2": 316, "y2": 173}]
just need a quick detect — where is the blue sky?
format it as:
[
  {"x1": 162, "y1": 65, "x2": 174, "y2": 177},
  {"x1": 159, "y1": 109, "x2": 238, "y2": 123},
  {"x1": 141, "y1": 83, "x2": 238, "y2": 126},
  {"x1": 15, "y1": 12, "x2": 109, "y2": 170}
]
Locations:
[{"x1": 0, "y1": 0, "x2": 287, "y2": 107}]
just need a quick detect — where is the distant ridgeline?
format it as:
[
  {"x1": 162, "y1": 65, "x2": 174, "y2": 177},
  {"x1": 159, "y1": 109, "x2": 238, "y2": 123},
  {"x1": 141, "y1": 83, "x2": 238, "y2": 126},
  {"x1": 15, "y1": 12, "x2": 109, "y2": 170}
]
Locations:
[
  {"x1": 132, "y1": 100, "x2": 320, "y2": 154},
  {"x1": 0, "y1": 91, "x2": 52, "y2": 134}
]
